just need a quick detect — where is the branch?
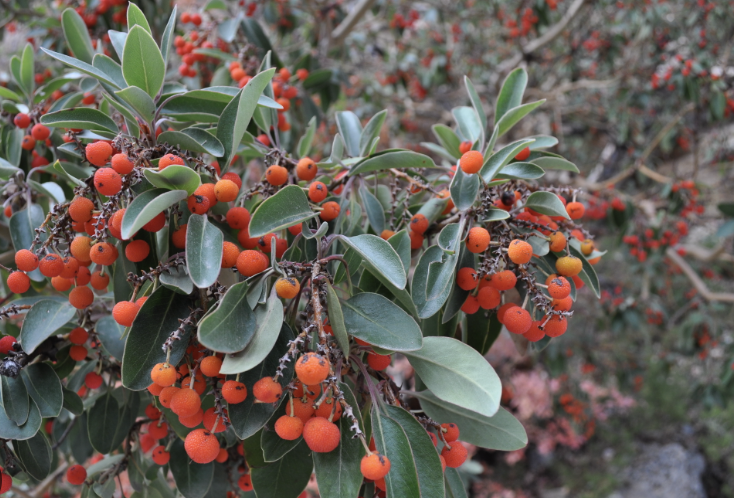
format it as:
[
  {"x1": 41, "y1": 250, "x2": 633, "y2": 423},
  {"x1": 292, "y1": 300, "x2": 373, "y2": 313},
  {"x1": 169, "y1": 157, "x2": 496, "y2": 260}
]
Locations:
[
  {"x1": 675, "y1": 243, "x2": 734, "y2": 264},
  {"x1": 523, "y1": 0, "x2": 588, "y2": 55},
  {"x1": 665, "y1": 247, "x2": 734, "y2": 303},
  {"x1": 330, "y1": 0, "x2": 377, "y2": 46}
]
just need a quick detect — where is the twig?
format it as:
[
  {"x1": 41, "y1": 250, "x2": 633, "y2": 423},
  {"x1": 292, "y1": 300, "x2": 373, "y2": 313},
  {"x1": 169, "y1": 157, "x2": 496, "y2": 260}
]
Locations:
[
  {"x1": 665, "y1": 247, "x2": 734, "y2": 303},
  {"x1": 330, "y1": 0, "x2": 377, "y2": 46}
]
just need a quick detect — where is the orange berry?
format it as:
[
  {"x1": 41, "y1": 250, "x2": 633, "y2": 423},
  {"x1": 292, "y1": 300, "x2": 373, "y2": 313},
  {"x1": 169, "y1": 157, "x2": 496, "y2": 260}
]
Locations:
[
  {"x1": 544, "y1": 315, "x2": 568, "y2": 338},
  {"x1": 456, "y1": 267, "x2": 478, "y2": 291},
  {"x1": 69, "y1": 236, "x2": 92, "y2": 263},
  {"x1": 566, "y1": 202, "x2": 585, "y2": 220},
  {"x1": 76, "y1": 266, "x2": 92, "y2": 285},
  {"x1": 507, "y1": 239, "x2": 533, "y2": 265},
  {"x1": 66, "y1": 464, "x2": 87, "y2": 485},
  {"x1": 275, "y1": 415, "x2": 304, "y2": 440},
  {"x1": 295, "y1": 353, "x2": 330, "y2": 386},
  {"x1": 409, "y1": 231, "x2": 424, "y2": 249},
  {"x1": 503, "y1": 307, "x2": 532, "y2": 334},
  {"x1": 111, "y1": 153, "x2": 134, "y2": 174},
  {"x1": 380, "y1": 229, "x2": 395, "y2": 240},
  {"x1": 171, "y1": 388, "x2": 202, "y2": 418},
  {"x1": 125, "y1": 239, "x2": 150, "y2": 262},
  {"x1": 275, "y1": 277, "x2": 300, "y2": 299},
  {"x1": 253, "y1": 377, "x2": 282, "y2": 403},
  {"x1": 549, "y1": 231, "x2": 566, "y2": 253},
  {"x1": 51, "y1": 276, "x2": 73, "y2": 292},
  {"x1": 60, "y1": 256, "x2": 80, "y2": 278},
  {"x1": 94, "y1": 168, "x2": 122, "y2": 196},
  {"x1": 308, "y1": 181, "x2": 328, "y2": 203},
  {"x1": 514, "y1": 147, "x2": 531, "y2": 161},
  {"x1": 172, "y1": 224, "x2": 187, "y2": 249},
  {"x1": 361, "y1": 452, "x2": 391, "y2": 480},
  {"x1": 69, "y1": 197, "x2": 95, "y2": 223},
  {"x1": 14, "y1": 249, "x2": 38, "y2": 272},
  {"x1": 225, "y1": 207, "x2": 250, "y2": 229},
  {"x1": 69, "y1": 345, "x2": 88, "y2": 361},
  {"x1": 21, "y1": 135, "x2": 36, "y2": 150},
  {"x1": 143, "y1": 212, "x2": 166, "y2": 232},
  {"x1": 555, "y1": 256, "x2": 583, "y2": 277},
  {"x1": 151, "y1": 363, "x2": 177, "y2": 387},
  {"x1": 7, "y1": 271, "x2": 30, "y2": 294},
  {"x1": 158, "y1": 387, "x2": 179, "y2": 408},
  {"x1": 238, "y1": 474, "x2": 253, "y2": 492},
  {"x1": 441, "y1": 423, "x2": 460, "y2": 442},
  {"x1": 85, "y1": 141, "x2": 112, "y2": 167},
  {"x1": 200, "y1": 356, "x2": 222, "y2": 377},
  {"x1": 152, "y1": 446, "x2": 170, "y2": 465},
  {"x1": 179, "y1": 409, "x2": 204, "y2": 428},
  {"x1": 221, "y1": 380, "x2": 247, "y2": 404},
  {"x1": 31, "y1": 124, "x2": 50, "y2": 141},
  {"x1": 367, "y1": 352, "x2": 391, "y2": 371},
  {"x1": 461, "y1": 295, "x2": 480, "y2": 314},
  {"x1": 236, "y1": 250, "x2": 269, "y2": 277},
  {"x1": 441, "y1": 441, "x2": 468, "y2": 468},
  {"x1": 265, "y1": 165, "x2": 288, "y2": 186},
  {"x1": 547, "y1": 276, "x2": 571, "y2": 299},
  {"x1": 580, "y1": 239, "x2": 594, "y2": 256},
  {"x1": 13, "y1": 113, "x2": 31, "y2": 128},
  {"x1": 90, "y1": 242, "x2": 117, "y2": 265},
  {"x1": 320, "y1": 201, "x2": 340, "y2": 221},
  {"x1": 112, "y1": 300, "x2": 140, "y2": 327},
  {"x1": 215, "y1": 448, "x2": 228, "y2": 463},
  {"x1": 85, "y1": 371, "x2": 103, "y2": 389},
  {"x1": 215, "y1": 179, "x2": 239, "y2": 202},
  {"x1": 90, "y1": 270, "x2": 110, "y2": 290},
  {"x1": 460, "y1": 150, "x2": 483, "y2": 174},
  {"x1": 477, "y1": 286, "x2": 500, "y2": 310},
  {"x1": 188, "y1": 194, "x2": 210, "y2": 214},
  {"x1": 182, "y1": 375, "x2": 207, "y2": 395},
  {"x1": 552, "y1": 296, "x2": 573, "y2": 312},
  {"x1": 184, "y1": 429, "x2": 220, "y2": 464},
  {"x1": 524, "y1": 321, "x2": 545, "y2": 342},
  {"x1": 39, "y1": 253, "x2": 64, "y2": 277},
  {"x1": 222, "y1": 241, "x2": 239, "y2": 268},
  {"x1": 290, "y1": 397, "x2": 315, "y2": 423},
  {"x1": 410, "y1": 214, "x2": 429, "y2": 235},
  {"x1": 69, "y1": 327, "x2": 89, "y2": 345},
  {"x1": 465, "y1": 227, "x2": 490, "y2": 253},
  {"x1": 303, "y1": 416, "x2": 340, "y2": 453},
  {"x1": 488, "y1": 270, "x2": 517, "y2": 291},
  {"x1": 159, "y1": 154, "x2": 184, "y2": 169},
  {"x1": 69, "y1": 286, "x2": 94, "y2": 309},
  {"x1": 458, "y1": 141, "x2": 472, "y2": 154},
  {"x1": 203, "y1": 407, "x2": 226, "y2": 433},
  {"x1": 296, "y1": 157, "x2": 318, "y2": 181}
]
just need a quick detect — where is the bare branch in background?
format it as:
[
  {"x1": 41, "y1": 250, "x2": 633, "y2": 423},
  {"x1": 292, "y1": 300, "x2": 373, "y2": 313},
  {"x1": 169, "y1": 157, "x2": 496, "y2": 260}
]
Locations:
[{"x1": 666, "y1": 247, "x2": 734, "y2": 303}]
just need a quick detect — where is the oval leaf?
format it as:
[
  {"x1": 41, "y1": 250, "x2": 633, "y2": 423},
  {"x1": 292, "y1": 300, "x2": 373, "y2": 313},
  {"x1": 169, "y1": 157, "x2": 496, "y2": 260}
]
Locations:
[
  {"x1": 40, "y1": 107, "x2": 118, "y2": 133},
  {"x1": 62, "y1": 8, "x2": 95, "y2": 63},
  {"x1": 157, "y1": 128, "x2": 225, "y2": 157},
  {"x1": 198, "y1": 280, "x2": 257, "y2": 353},
  {"x1": 531, "y1": 156, "x2": 579, "y2": 173},
  {"x1": 341, "y1": 234, "x2": 406, "y2": 290},
  {"x1": 341, "y1": 293, "x2": 422, "y2": 351},
  {"x1": 479, "y1": 138, "x2": 535, "y2": 183},
  {"x1": 15, "y1": 431, "x2": 52, "y2": 481},
  {"x1": 251, "y1": 439, "x2": 312, "y2": 498},
  {"x1": 249, "y1": 185, "x2": 318, "y2": 238},
  {"x1": 349, "y1": 150, "x2": 434, "y2": 176},
  {"x1": 20, "y1": 300, "x2": 77, "y2": 354},
  {"x1": 495, "y1": 68, "x2": 527, "y2": 122},
  {"x1": 497, "y1": 162, "x2": 545, "y2": 180},
  {"x1": 496, "y1": 100, "x2": 545, "y2": 137},
  {"x1": 21, "y1": 363, "x2": 63, "y2": 418},
  {"x1": 525, "y1": 191, "x2": 570, "y2": 219},
  {"x1": 87, "y1": 394, "x2": 120, "y2": 454},
  {"x1": 170, "y1": 438, "x2": 214, "y2": 498},
  {"x1": 122, "y1": 26, "x2": 165, "y2": 99},
  {"x1": 371, "y1": 406, "x2": 421, "y2": 498},
  {"x1": 0, "y1": 398, "x2": 41, "y2": 440},
  {"x1": 121, "y1": 189, "x2": 188, "y2": 240},
  {"x1": 450, "y1": 167, "x2": 480, "y2": 212},
  {"x1": 186, "y1": 214, "x2": 223, "y2": 289},
  {"x1": 1, "y1": 375, "x2": 29, "y2": 425},
  {"x1": 220, "y1": 300, "x2": 285, "y2": 375}
]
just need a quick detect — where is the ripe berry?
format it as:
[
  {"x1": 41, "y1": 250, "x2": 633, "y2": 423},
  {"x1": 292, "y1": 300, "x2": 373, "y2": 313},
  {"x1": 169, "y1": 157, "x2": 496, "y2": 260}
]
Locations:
[
  {"x1": 14, "y1": 249, "x2": 38, "y2": 272},
  {"x1": 31, "y1": 124, "x2": 50, "y2": 141},
  {"x1": 441, "y1": 423, "x2": 460, "y2": 442},
  {"x1": 158, "y1": 387, "x2": 179, "y2": 408},
  {"x1": 85, "y1": 141, "x2": 112, "y2": 167},
  {"x1": 555, "y1": 256, "x2": 583, "y2": 277},
  {"x1": 458, "y1": 141, "x2": 472, "y2": 154},
  {"x1": 203, "y1": 407, "x2": 226, "y2": 433},
  {"x1": 459, "y1": 150, "x2": 483, "y2": 175},
  {"x1": 20, "y1": 134, "x2": 36, "y2": 150},
  {"x1": 191, "y1": 13, "x2": 202, "y2": 25},
  {"x1": 367, "y1": 352, "x2": 392, "y2": 371},
  {"x1": 7, "y1": 271, "x2": 30, "y2": 294},
  {"x1": 143, "y1": 212, "x2": 166, "y2": 232},
  {"x1": 76, "y1": 266, "x2": 92, "y2": 286},
  {"x1": 52, "y1": 276, "x2": 73, "y2": 291},
  {"x1": 94, "y1": 168, "x2": 122, "y2": 196},
  {"x1": 69, "y1": 327, "x2": 89, "y2": 345},
  {"x1": 171, "y1": 388, "x2": 202, "y2": 418},
  {"x1": 221, "y1": 172, "x2": 242, "y2": 189},
  {"x1": 295, "y1": 352, "x2": 330, "y2": 385},
  {"x1": 112, "y1": 300, "x2": 140, "y2": 327},
  {"x1": 188, "y1": 194, "x2": 210, "y2": 214},
  {"x1": 303, "y1": 417, "x2": 340, "y2": 453},
  {"x1": 148, "y1": 421, "x2": 169, "y2": 440},
  {"x1": 503, "y1": 307, "x2": 532, "y2": 334},
  {"x1": 69, "y1": 197, "x2": 95, "y2": 223},
  {"x1": 66, "y1": 464, "x2": 87, "y2": 485},
  {"x1": 214, "y1": 179, "x2": 239, "y2": 203},
  {"x1": 90, "y1": 242, "x2": 117, "y2": 265},
  {"x1": 361, "y1": 452, "x2": 391, "y2": 480},
  {"x1": 85, "y1": 371, "x2": 103, "y2": 389},
  {"x1": 544, "y1": 315, "x2": 568, "y2": 337},
  {"x1": 314, "y1": 397, "x2": 342, "y2": 420},
  {"x1": 238, "y1": 474, "x2": 253, "y2": 492},
  {"x1": 549, "y1": 231, "x2": 566, "y2": 253},
  {"x1": 409, "y1": 231, "x2": 424, "y2": 249},
  {"x1": 172, "y1": 224, "x2": 187, "y2": 249},
  {"x1": 580, "y1": 239, "x2": 594, "y2": 256},
  {"x1": 507, "y1": 239, "x2": 533, "y2": 265},
  {"x1": 410, "y1": 214, "x2": 429, "y2": 235},
  {"x1": 110, "y1": 153, "x2": 134, "y2": 174},
  {"x1": 225, "y1": 207, "x2": 250, "y2": 229},
  {"x1": 461, "y1": 295, "x2": 480, "y2": 314},
  {"x1": 236, "y1": 250, "x2": 269, "y2": 277},
  {"x1": 466, "y1": 227, "x2": 490, "y2": 253},
  {"x1": 90, "y1": 270, "x2": 110, "y2": 290},
  {"x1": 524, "y1": 321, "x2": 545, "y2": 342},
  {"x1": 514, "y1": 147, "x2": 531, "y2": 161},
  {"x1": 380, "y1": 229, "x2": 395, "y2": 240},
  {"x1": 125, "y1": 240, "x2": 150, "y2": 263},
  {"x1": 488, "y1": 270, "x2": 517, "y2": 290},
  {"x1": 566, "y1": 201, "x2": 585, "y2": 220},
  {"x1": 547, "y1": 276, "x2": 571, "y2": 299},
  {"x1": 151, "y1": 362, "x2": 177, "y2": 387},
  {"x1": 13, "y1": 113, "x2": 30, "y2": 128},
  {"x1": 265, "y1": 165, "x2": 288, "y2": 186},
  {"x1": 152, "y1": 446, "x2": 170, "y2": 465},
  {"x1": 253, "y1": 376, "x2": 282, "y2": 403},
  {"x1": 275, "y1": 277, "x2": 300, "y2": 299},
  {"x1": 69, "y1": 286, "x2": 94, "y2": 309},
  {"x1": 320, "y1": 201, "x2": 340, "y2": 221},
  {"x1": 0, "y1": 336, "x2": 18, "y2": 354},
  {"x1": 477, "y1": 286, "x2": 500, "y2": 309},
  {"x1": 275, "y1": 415, "x2": 304, "y2": 440},
  {"x1": 69, "y1": 345, "x2": 88, "y2": 361},
  {"x1": 441, "y1": 441, "x2": 468, "y2": 468},
  {"x1": 222, "y1": 241, "x2": 239, "y2": 268},
  {"x1": 296, "y1": 157, "x2": 318, "y2": 181},
  {"x1": 179, "y1": 409, "x2": 204, "y2": 428},
  {"x1": 200, "y1": 356, "x2": 222, "y2": 377},
  {"x1": 308, "y1": 181, "x2": 328, "y2": 203},
  {"x1": 39, "y1": 253, "x2": 64, "y2": 277},
  {"x1": 221, "y1": 380, "x2": 247, "y2": 404},
  {"x1": 159, "y1": 154, "x2": 184, "y2": 169},
  {"x1": 552, "y1": 296, "x2": 573, "y2": 312},
  {"x1": 0, "y1": 473, "x2": 10, "y2": 493}
]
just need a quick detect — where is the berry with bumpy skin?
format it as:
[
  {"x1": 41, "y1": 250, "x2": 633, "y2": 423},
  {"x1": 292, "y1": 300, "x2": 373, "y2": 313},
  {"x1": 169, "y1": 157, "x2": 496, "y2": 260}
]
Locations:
[
  {"x1": 70, "y1": 236, "x2": 93, "y2": 263},
  {"x1": 514, "y1": 147, "x2": 531, "y2": 161},
  {"x1": 31, "y1": 124, "x2": 50, "y2": 141},
  {"x1": 291, "y1": 397, "x2": 315, "y2": 423},
  {"x1": 94, "y1": 168, "x2": 122, "y2": 196},
  {"x1": 456, "y1": 267, "x2": 478, "y2": 291},
  {"x1": 253, "y1": 377, "x2": 282, "y2": 403},
  {"x1": 52, "y1": 276, "x2": 73, "y2": 291},
  {"x1": 303, "y1": 417, "x2": 341, "y2": 453},
  {"x1": 148, "y1": 421, "x2": 169, "y2": 439},
  {"x1": 410, "y1": 214, "x2": 429, "y2": 235},
  {"x1": 488, "y1": 270, "x2": 517, "y2": 290},
  {"x1": 275, "y1": 415, "x2": 304, "y2": 440},
  {"x1": 461, "y1": 295, "x2": 480, "y2": 314},
  {"x1": 459, "y1": 141, "x2": 472, "y2": 154},
  {"x1": 221, "y1": 380, "x2": 247, "y2": 404},
  {"x1": 441, "y1": 441, "x2": 468, "y2": 468},
  {"x1": 7, "y1": 271, "x2": 30, "y2": 294},
  {"x1": 222, "y1": 172, "x2": 242, "y2": 189},
  {"x1": 477, "y1": 286, "x2": 500, "y2": 309},
  {"x1": 580, "y1": 239, "x2": 594, "y2": 256},
  {"x1": 171, "y1": 388, "x2": 202, "y2": 418},
  {"x1": 85, "y1": 372, "x2": 103, "y2": 389},
  {"x1": 39, "y1": 253, "x2": 64, "y2": 277},
  {"x1": 172, "y1": 224, "x2": 187, "y2": 249},
  {"x1": 203, "y1": 407, "x2": 226, "y2": 433},
  {"x1": 296, "y1": 158, "x2": 318, "y2": 181},
  {"x1": 215, "y1": 448, "x2": 228, "y2": 463},
  {"x1": 238, "y1": 474, "x2": 253, "y2": 492},
  {"x1": 544, "y1": 315, "x2": 568, "y2": 337},
  {"x1": 460, "y1": 150, "x2": 483, "y2": 174},
  {"x1": 524, "y1": 321, "x2": 545, "y2": 342},
  {"x1": 69, "y1": 327, "x2": 89, "y2": 345},
  {"x1": 380, "y1": 230, "x2": 395, "y2": 240},
  {"x1": 0, "y1": 336, "x2": 18, "y2": 354},
  {"x1": 188, "y1": 194, "x2": 210, "y2": 214},
  {"x1": 236, "y1": 250, "x2": 269, "y2": 277},
  {"x1": 159, "y1": 154, "x2": 184, "y2": 169},
  {"x1": 308, "y1": 181, "x2": 328, "y2": 203},
  {"x1": 60, "y1": 257, "x2": 79, "y2": 278},
  {"x1": 222, "y1": 241, "x2": 239, "y2": 268},
  {"x1": 549, "y1": 231, "x2": 567, "y2": 252},
  {"x1": 85, "y1": 141, "x2": 112, "y2": 166},
  {"x1": 320, "y1": 201, "x2": 340, "y2": 221},
  {"x1": 151, "y1": 363, "x2": 177, "y2": 387},
  {"x1": 14, "y1": 113, "x2": 30, "y2": 128},
  {"x1": 143, "y1": 212, "x2": 166, "y2": 232},
  {"x1": 503, "y1": 307, "x2": 532, "y2": 334},
  {"x1": 125, "y1": 239, "x2": 150, "y2": 263},
  {"x1": 76, "y1": 266, "x2": 91, "y2": 286},
  {"x1": 466, "y1": 227, "x2": 490, "y2": 253},
  {"x1": 367, "y1": 352, "x2": 392, "y2": 371},
  {"x1": 111, "y1": 153, "x2": 134, "y2": 174},
  {"x1": 552, "y1": 296, "x2": 573, "y2": 312},
  {"x1": 66, "y1": 465, "x2": 87, "y2": 485},
  {"x1": 361, "y1": 452, "x2": 392, "y2": 480},
  {"x1": 555, "y1": 256, "x2": 583, "y2": 277},
  {"x1": 15, "y1": 249, "x2": 38, "y2": 272},
  {"x1": 566, "y1": 201, "x2": 585, "y2": 220},
  {"x1": 69, "y1": 286, "x2": 94, "y2": 309},
  {"x1": 200, "y1": 356, "x2": 222, "y2": 377},
  {"x1": 226, "y1": 207, "x2": 250, "y2": 229},
  {"x1": 158, "y1": 386, "x2": 179, "y2": 408},
  {"x1": 215, "y1": 179, "x2": 239, "y2": 202},
  {"x1": 547, "y1": 276, "x2": 571, "y2": 299},
  {"x1": 90, "y1": 242, "x2": 117, "y2": 265},
  {"x1": 69, "y1": 197, "x2": 95, "y2": 223},
  {"x1": 441, "y1": 423, "x2": 460, "y2": 442},
  {"x1": 265, "y1": 165, "x2": 288, "y2": 185},
  {"x1": 275, "y1": 277, "x2": 300, "y2": 299},
  {"x1": 184, "y1": 429, "x2": 220, "y2": 464},
  {"x1": 90, "y1": 270, "x2": 110, "y2": 290},
  {"x1": 315, "y1": 397, "x2": 342, "y2": 420},
  {"x1": 179, "y1": 409, "x2": 204, "y2": 428},
  {"x1": 152, "y1": 446, "x2": 170, "y2": 465},
  {"x1": 507, "y1": 239, "x2": 533, "y2": 264},
  {"x1": 112, "y1": 300, "x2": 140, "y2": 326},
  {"x1": 295, "y1": 353, "x2": 331, "y2": 385}
]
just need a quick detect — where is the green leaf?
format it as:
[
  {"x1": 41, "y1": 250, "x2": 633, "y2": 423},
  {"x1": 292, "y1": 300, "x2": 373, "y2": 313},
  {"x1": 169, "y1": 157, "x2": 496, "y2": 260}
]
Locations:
[
  {"x1": 62, "y1": 9, "x2": 95, "y2": 63},
  {"x1": 39, "y1": 49, "x2": 117, "y2": 88},
  {"x1": 718, "y1": 203, "x2": 734, "y2": 217},
  {"x1": 93, "y1": 55, "x2": 128, "y2": 89},
  {"x1": 21, "y1": 363, "x2": 63, "y2": 418},
  {"x1": 143, "y1": 165, "x2": 201, "y2": 195},
  {"x1": 121, "y1": 286, "x2": 193, "y2": 390},
  {"x1": 160, "y1": 6, "x2": 178, "y2": 66},
  {"x1": 0, "y1": 397, "x2": 40, "y2": 440},
  {"x1": 170, "y1": 439, "x2": 214, "y2": 498},
  {"x1": 412, "y1": 391, "x2": 527, "y2": 451},
  {"x1": 495, "y1": 100, "x2": 545, "y2": 137},
  {"x1": 497, "y1": 162, "x2": 545, "y2": 180},
  {"x1": 360, "y1": 110, "x2": 387, "y2": 156},
  {"x1": 404, "y1": 336, "x2": 501, "y2": 417},
  {"x1": 335, "y1": 111, "x2": 363, "y2": 157},
  {"x1": 126, "y1": 2, "x2": 152, "y2": 33},
  {"x1": 432, "y1": 124, "x2": 462, "y2": 159},
  {"x1": 480, "y1": 138, "x2": 535, "y2": 183},
  {"x1": 531, "y1": 156, "x2": 579, "y2": 173},
  {"x1": 341, "y1": 234, "x2": 407, "y2": 290},
  {"x1": 9, "y1": 204, "x2": 44, "y2": 255},
  {"x1": 341, "y1": 293, "x2": 422, "y2": 351},
  {"x1": 40, "y1": 107, "x2": 118, "y2": 133},
  {"x1": 121, "y1": 189, "x2": 188, "y2": 240},
  {"x1": 122, "y1": 26, "x2": 165, "y2": 99},
  {"x1": 437, "y1": 222, "x2": 464, "y2": 255},
  {"x1": 360, "y1": 186, "x2": 385, "y2": 235},
  {"x1": 160, "y1": 265, "x2": 194, "y2": 295},
  {"x1": 115, "y1": 86, "x2": 156, "y2": 122},
  {"x1": 158, "y1": 128, "x2": 225, "y2": 157},
  {"x1": 62, "y1": 387, "x2": 84, "y2": 415},
  {"x1": 450, "y1": 167, "x2": 480, "y2": 211},
  {"x1": 525, "y1": 191, "x2": 570, "y2": 219},
  {"x1": 297, "y1": 117, "x2": 317, "y2": 158},
  {"x1": 249, "y1": 185, "x2": 318, "y2": 238},
  {"x1": 0, "y1": 86, "x2": 22, "y2": 102},
  {"x1": 527, "y1": 135, "x2": 559, "y2": 149},
  {"x1": 15, "y1": 431, "x2": 52, "y2": 481},
  {"x1": 371, "y1": 406, "x2": 421, "y2": 498},
  {"x1": 216, "y1": 68, "x2": 276, "y2": 169},
  {"x1": 87, "y1": 394, "x2": 120, "y2": 454},
  {"x1": 349, "y1": 150, "x2": 434, "y2": 176},
  {"x1": 412, "y1": 246, "x2": 456, "y2": 319},
  {"x1": 464, "y1": 77, "x2": 486, "y2": 146},
  {"x1": 251, "y1": 439, "x2": 312, "y2": 498},
  {"x1": 9, "y1": 57, "x2": 23, "y2": 96},
  {"x1": 261, "y1": 403, "x2": 301, "y2": 462},
  {"x1": 495, "y1": 68, "x2": 527, "y2": 122},
  {"x1": 186, "y1": 214, "x2": 223, "y2": 289},
  {"x1": 445, "y1": 468, "x2": 469, "y2": 498},
  {"x1": 324, "y1": 282, "x2": 350, "y2": 355},
  {"x1": 20, "y1": 300, "x2": 77, "y2": 354},
  {"x1": 568, "y1": 245, "x2": 601, "y2": 298},
  {"x1": 483, "y1": 208, "x2": 510, "y2": 222},
  {"x1": 20, "y1": 44, "x2": 35, "y2": 97},
  {"x1": 220, "y1": 299, "x2": 285, "y2": 374},
  {"x1": 198, "y1": 280, "x2": 257, "y2": 353},
  {"x1": 466, "y1": 311, "x2": 502, "y2": 354},
  {"x1": 1, "y1": 375, "x2": 29, "y2": 425},
  {"x1": 96, "y1": 315, "x2": 126, "y2": 360},
  {"x1": 388, "y1": 229, "x2": 412, "y2": 275},
  {"x1": 453, "y1": 106, "x2": 482, "y2": 144}
]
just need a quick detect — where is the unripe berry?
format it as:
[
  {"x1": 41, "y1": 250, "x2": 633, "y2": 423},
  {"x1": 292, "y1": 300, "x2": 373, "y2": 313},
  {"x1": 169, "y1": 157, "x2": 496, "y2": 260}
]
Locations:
[
  {"x1": 171, "y1": 388, "x2": 202, "y2": 418},
  {"x1": 111, "y1": 153, "x2": 134, "y2": 174},
  {"x1": 66, "y1": 464, "x2": 87, "y2": 485},
  {"x1": 152, "y1": 446, "x2": 170, "y2": 465},
  {"x1": 85, "y1": 141, "x2": 113, "y2": 167},
  {"x1": 253, "y1": 376, "x2": 282, "y2": 403},
  {"x1": 459, "y1": 150, "x2": 483, "y2": 174},
  {"x1": 303, "y1": 416, "x2": 340, "y2": 453},
  {"x1": 503, "y1": 307, "x2": 532, "y2": 334},
  {"x1": 296, "y1": 157, "x2": 317, "y2": 181},
  {"x1": 507, "y1": 239, "x2": 533, "y2": 264},
  {"x1": 125, "y1": 239, "x2": 150, "y2": 263},
  {"x1": 221, "y1": 380, "x2": 247, "y2": 404},
  {"x1": 214, "y1": 179, "x2": 239, "y2": 203},
  {"x1": 308, "y1": 181, "x2": 328, "y2": 203},
  {"x1": 94, "y1": 168, "x2": 122, "y2": 196},
  {"x1": 14, "y1": 249, "x2": 38, "y2": 272},
  {"x1": 200, "y1": 356, "x2": 222, "y2": 377},
  {"x1": 112, "y1": 300, "x2": 140, "y2": 327},
  {"x1": 275, "y1": 277, "x2": 300, "y2": 299},
  {"x1": 295, "y1": 352, "x2": 330, "y2": 386},
  {"x1": 555, "y1": 256, "x2": 583, "y2": 277},
  {"x1": 580, "y1": 239, "x2": 594, "y2": 256},
  {"x1": 236, "y1": 250, "x2": 269, "y2": 277},
  {"x1": 275, "y1": 415, "x2": 304, "y2": 440},
  {"x1": 69, "y1": 197, "x2": 95, "y2": 223},
  {"x1": 39, "y1": 253, "x2": 64, "y2": 277},
  {"x1": 410, "y1": 214, "x2": 429, "y2": 235},
  {"x1": 441, "y1": 441, "x2": 468, "y2": 468},
  {"x1": 361, "y1": 452, "x2": 391, "y2": 480},
  {"x1": 184, "y1": 429, "x2": 220, "y2": 464},
  {"x1": 265, "y1": 165, "x2": 288, "y2": 186},
  {"x1": 367, "y1": 352, "x2": 392, "y2": 371},
  {"x1": 159, "y1": 154, "x2": 184, "y2": 169},
  {"x1": 7, "y1": 271, "x2": 30, "y2": 294},
  {"x1": 547, "y1": 276, "x2": 571, "y2": 299},
  {"x1": 151, "y1": 362, "x2": 177, "y2": 387},
  {"x1": 465, "y1": 227, "x2": 490, "y2": 253},
  {"x1": 225, "y1": 207, "x2": 250, "y2": 229},
  {"x1": 69, "y1": 286, "x2": 94, "y2": 309},
  {"x1": 320, "y1": 201, "x2": 340, "y2": 221},
  {"x1": 441, "y1": 423, "x2": 460, "y2": 442}
]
